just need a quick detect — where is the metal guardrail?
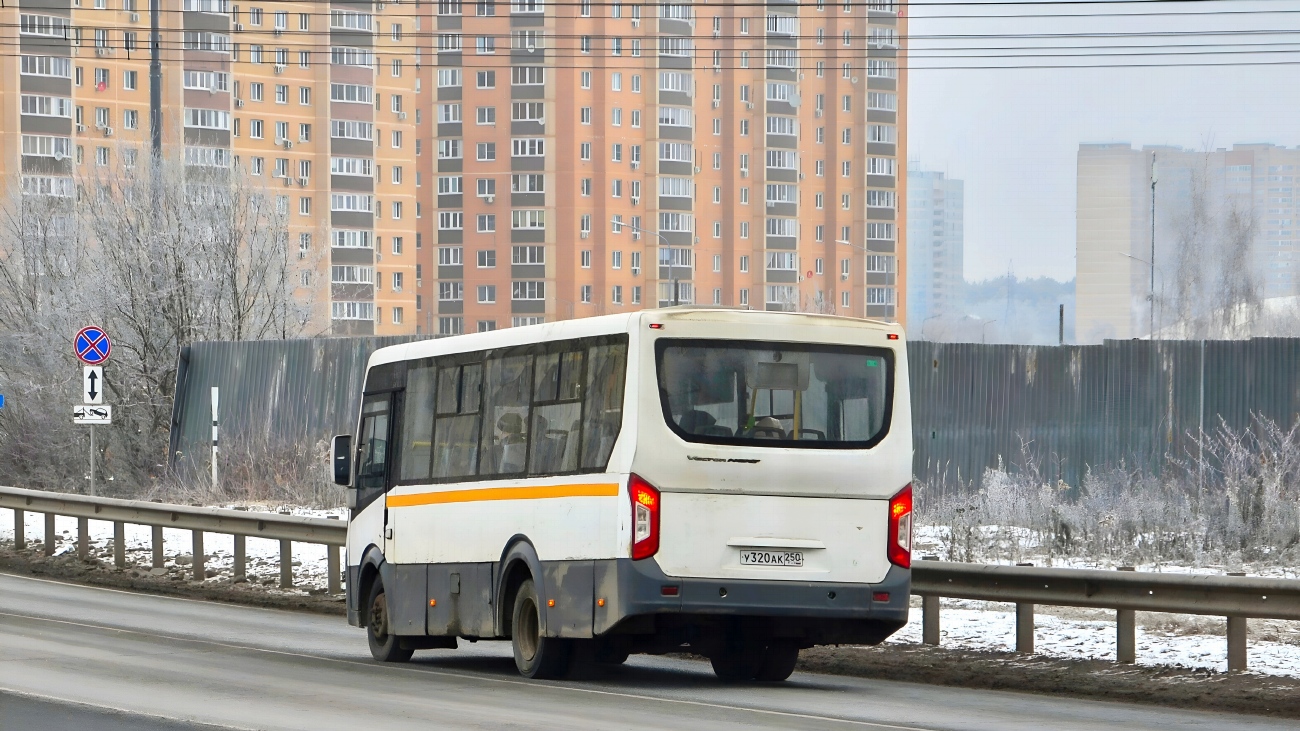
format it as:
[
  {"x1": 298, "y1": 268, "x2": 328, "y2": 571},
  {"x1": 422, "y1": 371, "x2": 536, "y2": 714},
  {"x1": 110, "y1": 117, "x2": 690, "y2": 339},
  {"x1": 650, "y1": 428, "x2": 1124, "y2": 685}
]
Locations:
[
  {"x1": 912, "y1": 559, "x2": 1300, "y2": 671},
  {"x1": 0, "y1": 486, "x2": 347, "y2": 593},
  {"x1": 1, "y1": 487, "x2": 1294, "y2": 670}
]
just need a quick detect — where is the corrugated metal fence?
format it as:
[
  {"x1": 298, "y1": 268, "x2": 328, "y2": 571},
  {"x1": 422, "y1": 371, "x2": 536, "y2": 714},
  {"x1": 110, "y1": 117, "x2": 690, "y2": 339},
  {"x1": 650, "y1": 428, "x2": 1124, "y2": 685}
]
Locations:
[{"x1": 170, "y1": 337, "x2": 1300, "y2": 488}]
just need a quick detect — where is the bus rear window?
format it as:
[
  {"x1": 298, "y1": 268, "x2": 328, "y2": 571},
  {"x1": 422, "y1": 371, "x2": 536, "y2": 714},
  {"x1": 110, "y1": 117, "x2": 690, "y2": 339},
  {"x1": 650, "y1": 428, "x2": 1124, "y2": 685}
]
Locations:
[{"x1": 656, "y1": 339, "x2": 893, "y2": 449}]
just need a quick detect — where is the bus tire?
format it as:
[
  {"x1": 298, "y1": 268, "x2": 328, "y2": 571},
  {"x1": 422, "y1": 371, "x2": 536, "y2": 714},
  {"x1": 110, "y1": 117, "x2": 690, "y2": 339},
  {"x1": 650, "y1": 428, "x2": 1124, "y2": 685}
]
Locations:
[
  {"x1": 710, "y1": 644, "x2": 765, "y2": 682},
  {"x1": 511, "y1": 578, "x2": 570, "y2": 679},
  {"x1": 366, "y1": 579, "x2": 415, "y2": 663},
  {"x1": 753, "y1": 641, "x2": 800, "y2": 682}
]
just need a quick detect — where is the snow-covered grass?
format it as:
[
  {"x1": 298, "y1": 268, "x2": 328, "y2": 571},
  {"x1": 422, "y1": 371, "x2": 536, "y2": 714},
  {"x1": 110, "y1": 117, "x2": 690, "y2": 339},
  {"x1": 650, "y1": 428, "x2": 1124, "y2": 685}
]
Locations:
[
  {"x1": 887, "y1": 598, "x2": 1300, "y2": 678},
  {"x1": 0, "y1": 506, "x2": 345, "y2": 593}
]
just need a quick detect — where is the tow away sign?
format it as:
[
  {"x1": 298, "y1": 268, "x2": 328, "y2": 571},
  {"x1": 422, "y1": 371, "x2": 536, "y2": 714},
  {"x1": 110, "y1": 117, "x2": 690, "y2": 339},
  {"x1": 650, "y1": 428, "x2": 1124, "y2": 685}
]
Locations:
[{"x1": 73, "y1": 405, "x2": 112, "y2": 425}]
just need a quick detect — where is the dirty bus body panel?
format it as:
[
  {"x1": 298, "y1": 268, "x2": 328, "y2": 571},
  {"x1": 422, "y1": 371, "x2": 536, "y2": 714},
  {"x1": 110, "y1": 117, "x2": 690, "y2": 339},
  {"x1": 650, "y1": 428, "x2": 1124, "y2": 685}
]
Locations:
[{"x1": 338, "y1": 308, "x2": 913, "y2": 680}]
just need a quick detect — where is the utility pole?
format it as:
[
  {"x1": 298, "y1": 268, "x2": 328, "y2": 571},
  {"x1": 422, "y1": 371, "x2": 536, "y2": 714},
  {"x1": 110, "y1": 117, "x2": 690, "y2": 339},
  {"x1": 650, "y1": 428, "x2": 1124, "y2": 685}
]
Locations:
[
  {"x1": 149, "y1": 0, "x2": 162, "y2": 160},
  {"x1": 1149, "y1": 153, "x2": 1158, "y2": 338},
  {"x1": 612, "y1": 219, "x2": 678, "y2": 306},
  {"x1": 1058, "y1": 304, "x2": 1064, "y2": 346}
]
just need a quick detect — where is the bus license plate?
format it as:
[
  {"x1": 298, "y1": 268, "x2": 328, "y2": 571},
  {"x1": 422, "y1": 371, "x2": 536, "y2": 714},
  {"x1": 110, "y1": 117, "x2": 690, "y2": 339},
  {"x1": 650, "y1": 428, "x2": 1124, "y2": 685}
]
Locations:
[{"x1": 740, "y1": 550, "x2": 804, "y2": 567}]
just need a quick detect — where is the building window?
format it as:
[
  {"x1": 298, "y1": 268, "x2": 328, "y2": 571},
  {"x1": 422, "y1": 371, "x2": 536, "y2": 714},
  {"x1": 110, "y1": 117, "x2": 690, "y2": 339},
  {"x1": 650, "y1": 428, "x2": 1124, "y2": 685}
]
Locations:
[
  {"x1": 478, "y1": 285, "x2": 496, "y2": 303},
  {"x1": 739, "y1": 255, "x2": 750, "y2": 273},
  {"x1": 477, "y1": 214, "x2": 496, "y2": 232},
  {"x1": 581, "y1": 285, "x2": 592, "y2": 303},
  {"x1": 439, "y1": 282, "x2": 464, "y2": 301},
  {"x1": 478, "y1": 250, "x2": 497, "y2": 268},
  {"x1": 581, "y1": 250, "x2": 592, "y2": 268}
]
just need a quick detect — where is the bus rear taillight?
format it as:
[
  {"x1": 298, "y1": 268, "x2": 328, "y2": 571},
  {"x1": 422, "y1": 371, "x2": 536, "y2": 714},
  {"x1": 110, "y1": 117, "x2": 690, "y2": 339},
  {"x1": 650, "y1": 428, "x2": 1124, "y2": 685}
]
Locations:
[
  {"x1": 630, "y1": 474, "x2": 661, "y2": 560},
  {"x1": 887, "y1": 484, "x2": 912, "y2": 569}
]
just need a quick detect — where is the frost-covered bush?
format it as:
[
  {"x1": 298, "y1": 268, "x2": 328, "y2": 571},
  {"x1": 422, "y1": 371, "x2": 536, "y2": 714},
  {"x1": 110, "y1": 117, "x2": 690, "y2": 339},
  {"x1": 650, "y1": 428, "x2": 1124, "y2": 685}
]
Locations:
[{"x1": 918, "y1": 416, "x2": 1300, "y2": 570}]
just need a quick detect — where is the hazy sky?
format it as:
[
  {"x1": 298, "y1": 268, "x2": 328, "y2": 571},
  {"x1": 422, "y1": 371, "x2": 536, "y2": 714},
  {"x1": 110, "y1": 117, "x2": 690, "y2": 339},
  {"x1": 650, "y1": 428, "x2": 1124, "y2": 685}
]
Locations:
[{"x1": 907, "y1": 0, "x2": 1300, "y2": 282}]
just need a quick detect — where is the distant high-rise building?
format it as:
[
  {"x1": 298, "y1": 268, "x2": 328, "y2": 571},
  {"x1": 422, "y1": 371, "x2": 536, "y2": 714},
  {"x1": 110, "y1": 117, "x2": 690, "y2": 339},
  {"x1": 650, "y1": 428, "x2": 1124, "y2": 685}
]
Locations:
[
  {"x1": 1076, "y1": 143, "x2": 1300, "y2": 342},
  {"x1": 905, "y1": 166, "x2": 962, "y2": 327}
]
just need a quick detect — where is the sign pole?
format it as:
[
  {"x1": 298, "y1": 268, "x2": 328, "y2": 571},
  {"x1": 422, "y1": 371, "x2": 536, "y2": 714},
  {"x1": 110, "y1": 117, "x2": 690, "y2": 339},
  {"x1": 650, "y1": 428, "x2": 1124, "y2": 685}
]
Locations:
[
  {"x1": 90, "y1": 424, "x2": 96, "y2": 497},
  {"x1": 211, "y1": 387, "x2": 220, "y2": 493}
]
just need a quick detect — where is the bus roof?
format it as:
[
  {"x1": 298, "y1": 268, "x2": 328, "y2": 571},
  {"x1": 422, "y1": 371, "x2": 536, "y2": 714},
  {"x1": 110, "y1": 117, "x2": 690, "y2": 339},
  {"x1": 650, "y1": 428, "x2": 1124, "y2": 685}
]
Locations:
[{"x1": 367, "y1": 308, "x2": 903, "y2": 369}]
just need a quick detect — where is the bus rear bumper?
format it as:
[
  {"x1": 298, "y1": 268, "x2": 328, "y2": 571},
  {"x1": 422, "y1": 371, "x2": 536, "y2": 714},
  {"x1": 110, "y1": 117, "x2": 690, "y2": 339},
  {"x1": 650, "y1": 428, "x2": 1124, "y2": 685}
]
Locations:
[{"x1": 595, "y1": 558, "x2": 909, "y2": 646}]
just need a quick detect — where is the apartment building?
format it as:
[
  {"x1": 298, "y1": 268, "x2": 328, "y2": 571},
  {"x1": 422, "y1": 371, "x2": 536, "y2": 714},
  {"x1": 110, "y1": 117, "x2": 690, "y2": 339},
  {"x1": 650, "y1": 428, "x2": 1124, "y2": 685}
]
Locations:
[
  {"x1": 1076, "y1": 142, "x2": 1300, "y2": 342},
  {"x1": 905, "y1": 166, "x2": 962, "y2": 325},
  {"x1": 3, "y1": 0, "x2": 905, "y2": 337},
  {"x1": 1, "y1": 0, "x2": 420, "y2": 335},
  {"x1": 413, "y1": 0, "x2": 908, "y2": 335}
]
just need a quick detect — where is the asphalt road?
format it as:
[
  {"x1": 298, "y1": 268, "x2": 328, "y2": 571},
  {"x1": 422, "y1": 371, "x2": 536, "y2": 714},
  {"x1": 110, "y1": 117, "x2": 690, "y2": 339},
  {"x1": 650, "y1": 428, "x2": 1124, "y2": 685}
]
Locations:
[{"x1": 0, "y1": 572, "x2": 1292, "y2": 731}]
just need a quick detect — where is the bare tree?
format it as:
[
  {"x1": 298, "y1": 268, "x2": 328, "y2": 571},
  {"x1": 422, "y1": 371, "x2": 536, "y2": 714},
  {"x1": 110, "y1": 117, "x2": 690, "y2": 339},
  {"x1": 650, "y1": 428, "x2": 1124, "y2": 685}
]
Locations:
[{"x1": 0, "y1": 155, "x2": 318, "y2": 493}]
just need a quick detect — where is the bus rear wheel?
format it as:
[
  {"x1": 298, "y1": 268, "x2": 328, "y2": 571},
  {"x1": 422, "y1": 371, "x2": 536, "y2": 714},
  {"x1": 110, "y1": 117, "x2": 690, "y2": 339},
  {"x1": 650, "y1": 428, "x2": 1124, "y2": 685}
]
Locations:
[
  {"x1": 753, "y1": 641, "x2": 800, "y2": 682},
  {"x1": 511, "y1": 578, "x2": 571, "y2": 679},
  {"x1": 366, "y1": 579, "x2": 414, "y2": 663}
]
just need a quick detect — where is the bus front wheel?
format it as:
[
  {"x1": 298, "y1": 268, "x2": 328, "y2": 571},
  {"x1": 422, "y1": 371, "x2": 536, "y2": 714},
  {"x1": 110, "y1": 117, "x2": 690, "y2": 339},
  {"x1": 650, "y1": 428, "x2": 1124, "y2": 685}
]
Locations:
[
  {"x1": 511, "y1": 578, "x2": 571, "y2": 679},
  {"x1": 366, "y1": 579, "x2": 415, "y2": 663}
]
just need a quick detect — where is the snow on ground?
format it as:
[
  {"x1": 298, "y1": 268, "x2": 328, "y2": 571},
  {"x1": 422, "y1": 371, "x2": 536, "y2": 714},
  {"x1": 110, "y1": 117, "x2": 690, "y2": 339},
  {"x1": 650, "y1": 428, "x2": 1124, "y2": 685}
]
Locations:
[
  {"x1": 0, "y1": 506, "x2": 344, "y2": 592},
  {"x1": 2, "y1": 507, "x2": 1299, "y2": 676},
  {"x1": 887, "y1": 599, "x2": 1300, "y2": 678}
]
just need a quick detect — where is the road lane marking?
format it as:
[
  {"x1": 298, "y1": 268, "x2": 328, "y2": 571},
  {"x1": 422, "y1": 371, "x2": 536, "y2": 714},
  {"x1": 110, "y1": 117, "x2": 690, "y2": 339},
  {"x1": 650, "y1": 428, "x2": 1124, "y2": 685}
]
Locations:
[
  {"x1": 0, "y1": 687, "x2": 259, "y2": 730},
  {"x1": 0, "y1": 609, "x2": 935, "y2": 730}
]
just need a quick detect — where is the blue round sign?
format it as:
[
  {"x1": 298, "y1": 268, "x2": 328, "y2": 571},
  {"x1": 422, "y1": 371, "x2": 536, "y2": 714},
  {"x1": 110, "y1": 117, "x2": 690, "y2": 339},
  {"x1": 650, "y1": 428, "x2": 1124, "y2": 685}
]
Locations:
[{"x1": 75, "y1": 326, "x2": 112, "y2": 365}]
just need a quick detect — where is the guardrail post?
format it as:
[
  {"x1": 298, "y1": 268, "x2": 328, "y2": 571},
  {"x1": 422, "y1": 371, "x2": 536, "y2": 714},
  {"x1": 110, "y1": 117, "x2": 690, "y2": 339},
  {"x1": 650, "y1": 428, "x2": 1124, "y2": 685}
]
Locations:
[
  {"x1": 233, "y1": 535, "x2": 246, "y2": 581},
  {"x1": 113, "y1": 521, "x2": 126, "y2": 568},
  {"x1": 151, "y1": 525, "x2": 164, "y2": 569},
  {"x1": 1016, "y1": 603, "x2": 1035, "y2": 653},
  {"x1": 1116, "y1": 567, "x2": 1136, "y2": 663},
  {"x1": 1227, "y1": 616, "x2": 1247, "y2": 671},
  {"x1": 279, "y1": 539, "x2": 293, "y2": 588},
  {"x1": 44, "y1": 513, "x2": 56, "y2": 556},
  {"x1": 1225, "y1": 571, "x2": 1248, "y2": 671},
  {"x1": 1116, "y1": 609, "x2": 1136, "y2": 663},
  {"x1": 327, "y1": 545, "x2": 341, "y2": 595},
  {"x1": 922, "y1": 595, "x2": 941, "y2": 645},
  {"x1": 1014, "y1": 563, "x2": 1034, "y2": 654},
  {"x1": 13, "y1": 508, "x2": 24, "y2": 550},
  {"x1": 77, "y1": 517, "x2": 89, "y2": 560},
  {"x1": 192, "y1": 530, "x2": 205, "y2": 581}
]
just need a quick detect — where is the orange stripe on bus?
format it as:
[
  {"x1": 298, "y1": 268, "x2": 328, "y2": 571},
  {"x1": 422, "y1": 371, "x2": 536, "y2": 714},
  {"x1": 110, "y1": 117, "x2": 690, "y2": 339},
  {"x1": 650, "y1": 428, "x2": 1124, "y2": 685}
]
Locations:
[{"x1": 387, "y1": 483, "x2": 620, "y2": 508}]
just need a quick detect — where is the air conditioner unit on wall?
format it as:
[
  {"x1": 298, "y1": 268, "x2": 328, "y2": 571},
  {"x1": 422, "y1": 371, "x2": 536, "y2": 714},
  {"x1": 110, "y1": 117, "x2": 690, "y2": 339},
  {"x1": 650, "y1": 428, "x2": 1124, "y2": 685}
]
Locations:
[
  {"x1": 129, "y1": 12, "x2": 139, "y2": 22},
  {"x1": 274, "y1": 64, "x2": 285, "y2": 74},
  {"x1": 580, "y1": 231, "x2": 589, "y2": 239}
]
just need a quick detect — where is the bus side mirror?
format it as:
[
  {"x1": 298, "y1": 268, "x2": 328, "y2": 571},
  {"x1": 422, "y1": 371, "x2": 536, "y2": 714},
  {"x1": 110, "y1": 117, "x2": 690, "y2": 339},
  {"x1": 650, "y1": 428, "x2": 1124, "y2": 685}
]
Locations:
[{"x1": 332, "y1": 435, "x2": 353, "y2": 487}]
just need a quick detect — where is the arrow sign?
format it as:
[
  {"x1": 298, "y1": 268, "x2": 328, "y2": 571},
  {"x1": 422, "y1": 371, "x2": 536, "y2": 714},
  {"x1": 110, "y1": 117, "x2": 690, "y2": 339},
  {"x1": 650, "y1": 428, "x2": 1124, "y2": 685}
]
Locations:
[
  {"x1": 73, "y1": 404, "x2": 112, "y2": 425},
  {"x1": 75, "y1": 326, "x2": 112, "y2": 365},
  {"x1": 84, "y1": 366, "x2": 104, "y2": 405}
]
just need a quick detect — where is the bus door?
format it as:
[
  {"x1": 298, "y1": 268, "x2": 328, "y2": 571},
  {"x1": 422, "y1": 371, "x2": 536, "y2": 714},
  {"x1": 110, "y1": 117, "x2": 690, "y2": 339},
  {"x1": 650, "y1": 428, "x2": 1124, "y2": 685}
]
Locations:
[{"x1": 353, "y1": 393, "x2": 394, "y2": 531}]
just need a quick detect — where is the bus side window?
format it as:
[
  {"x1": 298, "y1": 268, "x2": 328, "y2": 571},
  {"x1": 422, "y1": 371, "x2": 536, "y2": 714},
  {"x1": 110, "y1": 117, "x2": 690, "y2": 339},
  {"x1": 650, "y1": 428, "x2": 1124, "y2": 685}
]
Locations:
[
  {"x1": 580, "y1": 343, "x2": 627, "y2": 470},
  {"x1": 479, "y1": 355, "x2": 533, "y2": 476},
  {"x1": 398, "y1": 363, "x2": 436, "y2": 483},
  {"x1": 530, "y1": 351, "x2": 585, "y2": 475},
  {"x1": 432, "y1": 363, "x2": 481, "y2": 479}
]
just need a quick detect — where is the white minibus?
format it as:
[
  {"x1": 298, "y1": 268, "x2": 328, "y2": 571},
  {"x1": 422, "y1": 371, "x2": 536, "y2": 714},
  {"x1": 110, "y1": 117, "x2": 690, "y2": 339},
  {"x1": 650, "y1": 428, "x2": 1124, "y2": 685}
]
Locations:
[{"x1": 333, "y1": 307, "x2": 913, "y2": 681}]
